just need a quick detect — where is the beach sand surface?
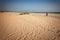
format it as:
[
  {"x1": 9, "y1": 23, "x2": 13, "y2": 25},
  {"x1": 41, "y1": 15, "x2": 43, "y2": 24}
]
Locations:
[{"x1": 0, "y1": 12, "x2": 60, "y2": 40}]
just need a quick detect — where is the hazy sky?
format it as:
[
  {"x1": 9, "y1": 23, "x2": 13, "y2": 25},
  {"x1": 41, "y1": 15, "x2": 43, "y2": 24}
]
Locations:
[{"x1": 0, "y1": 0, "x2": 60, "y2": 12}]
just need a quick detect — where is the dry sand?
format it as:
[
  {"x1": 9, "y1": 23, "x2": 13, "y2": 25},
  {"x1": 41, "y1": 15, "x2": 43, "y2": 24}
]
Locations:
[{"x1": 0, "y1": 12, "x2": 60, "y2": 40}]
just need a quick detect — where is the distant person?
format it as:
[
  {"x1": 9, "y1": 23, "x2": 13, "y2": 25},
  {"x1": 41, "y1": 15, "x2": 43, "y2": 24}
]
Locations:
[{"x1": 46, "y1": 12, "x2": 48, "y2": 16}]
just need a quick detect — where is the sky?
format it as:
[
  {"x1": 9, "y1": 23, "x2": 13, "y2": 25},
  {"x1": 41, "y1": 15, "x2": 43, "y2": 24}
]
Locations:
[{"x1": 0, "y1": 0, "x2": 60, "y2": 12}]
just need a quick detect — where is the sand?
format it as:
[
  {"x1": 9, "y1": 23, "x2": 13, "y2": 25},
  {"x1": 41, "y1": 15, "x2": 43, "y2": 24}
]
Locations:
[{"x1": 0, "y1": 12, "x2": 60, "y2": 40}]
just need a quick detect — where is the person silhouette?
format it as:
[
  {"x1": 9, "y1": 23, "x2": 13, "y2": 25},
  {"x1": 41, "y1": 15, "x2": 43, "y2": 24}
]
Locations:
[{"x1": 46, "y1": 12, "x2": 48, "y2": 16}]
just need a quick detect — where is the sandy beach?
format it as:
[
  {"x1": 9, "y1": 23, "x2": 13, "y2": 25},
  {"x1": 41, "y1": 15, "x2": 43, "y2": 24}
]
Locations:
[{"x1": 0, "y1": 12, "x2": 60, "y2": 40}]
